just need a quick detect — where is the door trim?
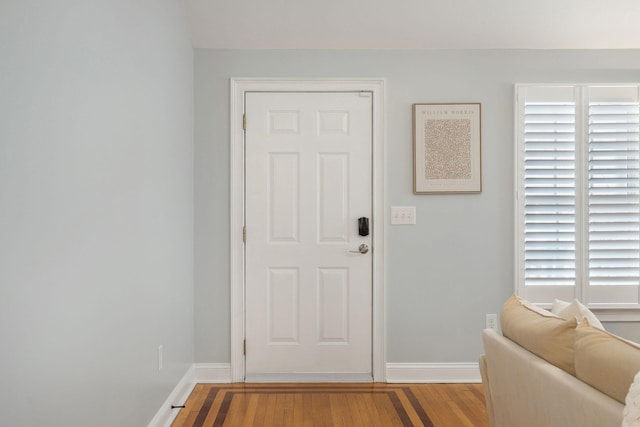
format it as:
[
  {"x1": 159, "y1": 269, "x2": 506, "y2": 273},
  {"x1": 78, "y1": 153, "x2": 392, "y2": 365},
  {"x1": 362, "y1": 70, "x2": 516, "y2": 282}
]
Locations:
[{"x1": 230, "y1": 78, "x2": 386, "y2": 382}]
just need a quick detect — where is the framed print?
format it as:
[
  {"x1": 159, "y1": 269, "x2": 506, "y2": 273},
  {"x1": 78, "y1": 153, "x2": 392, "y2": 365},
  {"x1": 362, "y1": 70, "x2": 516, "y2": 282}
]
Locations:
[{"x1": 413, "y1": 103, "x2": 482, "y2": 194}]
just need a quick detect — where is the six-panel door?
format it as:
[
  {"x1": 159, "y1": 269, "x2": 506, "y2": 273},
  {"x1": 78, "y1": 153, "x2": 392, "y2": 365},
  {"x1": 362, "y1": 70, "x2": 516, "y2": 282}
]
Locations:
[{"x1": 245, "y1": 92, "x2": 373, "y2": 380}]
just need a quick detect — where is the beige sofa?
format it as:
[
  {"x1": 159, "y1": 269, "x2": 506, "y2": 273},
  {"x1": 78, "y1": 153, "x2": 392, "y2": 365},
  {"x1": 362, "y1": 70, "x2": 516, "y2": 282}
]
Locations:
[
  {"x1": 481, "y1": 328, "x2": 623, "y2": 427},
  {"x1": 480, "y1": 295, "x2": 640, "y2": 427}
]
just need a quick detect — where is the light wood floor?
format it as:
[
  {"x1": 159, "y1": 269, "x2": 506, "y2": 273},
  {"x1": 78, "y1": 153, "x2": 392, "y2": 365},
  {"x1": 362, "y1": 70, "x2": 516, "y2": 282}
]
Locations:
[{"x1": 171, "y1": 383, "x2": 490, "y2": 427}]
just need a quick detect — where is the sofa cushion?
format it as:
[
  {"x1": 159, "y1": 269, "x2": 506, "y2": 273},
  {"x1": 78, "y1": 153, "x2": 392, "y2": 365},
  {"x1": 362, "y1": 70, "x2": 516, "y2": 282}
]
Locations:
[
  {"x1": 575, "y1": 321, "x2": 640, "y2": 404},
  {"x1": 500, "y1": 295, "x2": 577, "y2": 375}
]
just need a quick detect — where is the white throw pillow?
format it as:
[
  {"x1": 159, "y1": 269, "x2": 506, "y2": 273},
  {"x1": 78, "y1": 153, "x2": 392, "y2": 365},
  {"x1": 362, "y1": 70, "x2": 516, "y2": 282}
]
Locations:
[
  {"x1": 557, "y1": 299, "x2": 605, "y2": 330},
  {"x1": 623, "y1": 370, "x2": 640, "y2": 427},
  {"x1": 551, "y1": 298, "x2": 572, "y2": 315}
]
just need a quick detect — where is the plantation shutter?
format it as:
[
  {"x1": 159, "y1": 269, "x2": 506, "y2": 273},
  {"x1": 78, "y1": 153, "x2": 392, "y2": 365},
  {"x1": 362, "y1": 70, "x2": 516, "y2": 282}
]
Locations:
[
  {"x1": 517, "y1": 85, "x2": 640, "y2": 306},
  {"x1": 587, "y1": 86, "x2": 640, "y2": 304},
  {"x1": 518, "y1": 86, "x2": 578, "y2": 303}
]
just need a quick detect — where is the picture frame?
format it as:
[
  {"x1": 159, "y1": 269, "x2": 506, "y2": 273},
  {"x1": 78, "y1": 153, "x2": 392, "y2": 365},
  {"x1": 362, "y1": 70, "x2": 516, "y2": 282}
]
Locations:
[{"x1": 413, "y1": 103, "x2": 482, "y2": 194}]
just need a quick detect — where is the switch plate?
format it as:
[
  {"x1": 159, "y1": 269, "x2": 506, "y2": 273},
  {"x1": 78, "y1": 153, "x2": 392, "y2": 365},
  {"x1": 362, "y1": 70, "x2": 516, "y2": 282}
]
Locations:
[{"x1": 391, "y1": 206, "x2": 416, "y2": 224}]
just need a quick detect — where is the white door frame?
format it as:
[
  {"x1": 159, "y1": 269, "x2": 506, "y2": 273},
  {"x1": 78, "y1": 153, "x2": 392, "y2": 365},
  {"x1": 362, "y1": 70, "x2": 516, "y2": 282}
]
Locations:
[{"x1": 230, "y1": 78, "x2": 386, "y2": 382}]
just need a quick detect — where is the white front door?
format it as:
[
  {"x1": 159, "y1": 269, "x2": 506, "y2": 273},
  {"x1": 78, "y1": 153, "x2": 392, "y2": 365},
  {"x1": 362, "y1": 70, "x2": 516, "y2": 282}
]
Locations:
[{"x1": 245, "y1": 91, "x2": 373, "y2": 381}]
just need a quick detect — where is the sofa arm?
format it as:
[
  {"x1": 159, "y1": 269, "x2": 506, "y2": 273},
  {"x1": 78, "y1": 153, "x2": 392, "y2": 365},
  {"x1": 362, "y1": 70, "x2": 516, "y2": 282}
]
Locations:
[{"x1": 479, "y1": 354, "x2": 496, "y2": 427}]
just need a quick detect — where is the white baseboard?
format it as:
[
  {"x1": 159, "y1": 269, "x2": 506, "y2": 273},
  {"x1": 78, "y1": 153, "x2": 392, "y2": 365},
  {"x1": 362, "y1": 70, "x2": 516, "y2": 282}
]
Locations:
[
  {"x1": 147, "y1": 366, "x2": 196, "y2": 427},
  {"x1": 194, "y1": 363, "x2": 232, "y2": 383},
  {"x1": 385, "y1": 363, "x2": 481, "y2": 383}
]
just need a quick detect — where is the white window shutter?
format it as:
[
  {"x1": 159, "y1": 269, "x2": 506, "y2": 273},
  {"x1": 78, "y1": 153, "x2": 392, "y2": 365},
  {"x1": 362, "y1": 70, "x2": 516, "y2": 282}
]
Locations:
[
  {"x1": 517, "y1": 86, "x2": 578, "y2": 303},
  {"x1": 523, "y1": 101, "x2": 577, "y2": 286},
  {"x1": 587, "y1": 86, "x2": 640, "y2": 304},
  {"x1": 517, "y1": 85, "x2": 640, "y2": 307}
]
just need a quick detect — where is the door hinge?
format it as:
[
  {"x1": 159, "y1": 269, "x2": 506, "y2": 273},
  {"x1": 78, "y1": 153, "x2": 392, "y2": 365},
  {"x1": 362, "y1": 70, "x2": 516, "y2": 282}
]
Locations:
[
  {"x1": 243, "y1": 226, "x2": 246, "y2": 243},
  {"x1": 243, "y1": 114, "x2": 246, "y2": 130},
  {"x1": 243, "y1": 339, "x2": 246, "y2": 356}
]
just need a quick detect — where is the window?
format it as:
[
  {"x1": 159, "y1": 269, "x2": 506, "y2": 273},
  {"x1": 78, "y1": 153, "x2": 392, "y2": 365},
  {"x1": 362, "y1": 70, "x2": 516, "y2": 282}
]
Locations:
[{"x1": 516, "y1": 85, "x2": 640, "y2": 310}]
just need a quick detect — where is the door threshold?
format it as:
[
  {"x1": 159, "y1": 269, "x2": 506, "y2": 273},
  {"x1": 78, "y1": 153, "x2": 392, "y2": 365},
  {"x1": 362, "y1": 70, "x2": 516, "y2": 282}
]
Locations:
[{"x1": 245, "y1": 373, "x2": 373, "y2": 383}]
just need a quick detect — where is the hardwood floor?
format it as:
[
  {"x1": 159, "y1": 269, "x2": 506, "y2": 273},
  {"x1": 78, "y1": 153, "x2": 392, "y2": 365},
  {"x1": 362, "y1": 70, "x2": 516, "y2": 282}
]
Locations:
[{"x1": 171, "y1": 383, "x2": 490, "y2": 427}]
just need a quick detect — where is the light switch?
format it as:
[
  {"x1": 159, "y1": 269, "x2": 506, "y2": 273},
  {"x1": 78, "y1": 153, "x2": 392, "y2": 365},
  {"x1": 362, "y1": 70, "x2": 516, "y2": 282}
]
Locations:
[{"x1": 391, "y1": 206, "x2": 416, "y2": 225}]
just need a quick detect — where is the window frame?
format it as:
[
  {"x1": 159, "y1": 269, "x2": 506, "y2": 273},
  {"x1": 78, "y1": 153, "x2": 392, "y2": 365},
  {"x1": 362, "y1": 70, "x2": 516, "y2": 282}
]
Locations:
[{"x1": 515, "y1": 83, "x2": 640, "y2": 321}]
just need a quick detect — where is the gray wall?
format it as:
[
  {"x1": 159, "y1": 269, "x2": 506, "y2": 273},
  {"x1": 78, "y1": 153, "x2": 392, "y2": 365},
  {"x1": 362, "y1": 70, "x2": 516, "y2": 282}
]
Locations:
[
  {"x1": 0, "y1": 2, "x2": 194, "y2": 426},
  {"x1": 194, "y1": 49, "x2": 640, "y2": 364}
]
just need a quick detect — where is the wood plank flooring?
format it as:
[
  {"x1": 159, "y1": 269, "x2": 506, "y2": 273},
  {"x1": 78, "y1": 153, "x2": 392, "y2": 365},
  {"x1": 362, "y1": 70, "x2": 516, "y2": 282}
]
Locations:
[{"x1": 171, "y1": 383, "x2": 490, "y2": 427}]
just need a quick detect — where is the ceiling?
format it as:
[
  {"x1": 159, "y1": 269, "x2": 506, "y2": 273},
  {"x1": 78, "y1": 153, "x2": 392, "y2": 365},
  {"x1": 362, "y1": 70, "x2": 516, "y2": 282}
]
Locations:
[{"x1": 186, "y1": 0, "x2": 640, "y2": 49}]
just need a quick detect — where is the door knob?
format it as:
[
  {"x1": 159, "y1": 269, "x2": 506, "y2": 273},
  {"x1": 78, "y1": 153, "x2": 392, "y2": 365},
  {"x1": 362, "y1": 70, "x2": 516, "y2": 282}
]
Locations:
[{"x1": 349, "y1": 244, "x2": 369, "y2": 254}]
